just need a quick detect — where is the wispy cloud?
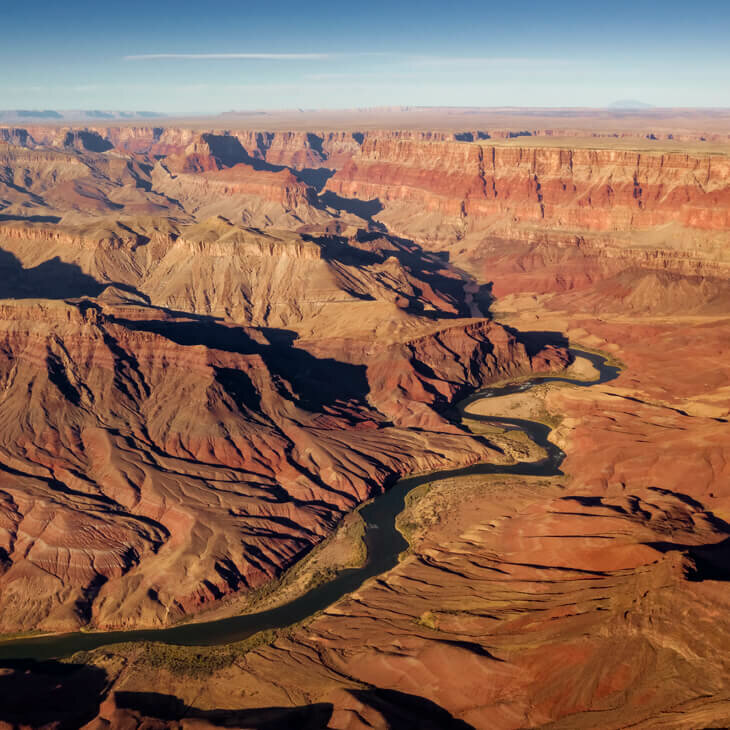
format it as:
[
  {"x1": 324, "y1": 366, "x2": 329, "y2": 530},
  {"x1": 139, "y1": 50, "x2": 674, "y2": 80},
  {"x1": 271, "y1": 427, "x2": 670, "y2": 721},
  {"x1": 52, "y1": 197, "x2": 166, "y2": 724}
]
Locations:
[
  {"x1": 123, "y1": 52, "x2": 568, "y2": 64},
  {"x1": 124, "y1": 53, "x2": 329, "y2": 61}
]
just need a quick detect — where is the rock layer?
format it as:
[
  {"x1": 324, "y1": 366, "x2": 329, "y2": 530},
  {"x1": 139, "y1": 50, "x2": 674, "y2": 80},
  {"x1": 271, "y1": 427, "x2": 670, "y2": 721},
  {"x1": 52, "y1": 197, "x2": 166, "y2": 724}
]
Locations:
[{"x1": 327, "y1": 139, "x2": 730, "y2": 244}]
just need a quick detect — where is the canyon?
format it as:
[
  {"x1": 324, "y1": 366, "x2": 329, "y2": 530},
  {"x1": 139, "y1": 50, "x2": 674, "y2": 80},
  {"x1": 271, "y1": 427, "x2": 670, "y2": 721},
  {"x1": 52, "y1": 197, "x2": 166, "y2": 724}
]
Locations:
[{"x1": 0, "y1": 114, "x2": 728, "y2": 729}]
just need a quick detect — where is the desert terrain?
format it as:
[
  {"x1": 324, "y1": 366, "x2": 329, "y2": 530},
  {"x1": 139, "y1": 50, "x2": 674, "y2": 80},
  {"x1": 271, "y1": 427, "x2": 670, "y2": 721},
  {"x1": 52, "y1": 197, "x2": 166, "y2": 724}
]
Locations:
[{"x1": 0, "y1": 110, "x2": 728, "y2": 728}]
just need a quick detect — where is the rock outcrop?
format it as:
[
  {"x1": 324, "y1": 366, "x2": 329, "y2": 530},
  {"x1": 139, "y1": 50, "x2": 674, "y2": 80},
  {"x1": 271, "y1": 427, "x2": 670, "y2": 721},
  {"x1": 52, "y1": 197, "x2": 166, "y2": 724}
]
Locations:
[
  {"x1": 324, "y1": 137, "x2": 730, "y2": 308},
  {"x1": 0, "y1": 131, "x2": 572, "y2": 632}
]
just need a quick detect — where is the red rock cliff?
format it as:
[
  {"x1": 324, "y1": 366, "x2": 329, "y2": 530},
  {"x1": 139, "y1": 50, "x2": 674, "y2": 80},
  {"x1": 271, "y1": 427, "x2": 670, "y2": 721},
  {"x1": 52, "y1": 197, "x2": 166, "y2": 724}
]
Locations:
[{"x1": 327, "y1": 139, "x2": 730, "y2": 237}]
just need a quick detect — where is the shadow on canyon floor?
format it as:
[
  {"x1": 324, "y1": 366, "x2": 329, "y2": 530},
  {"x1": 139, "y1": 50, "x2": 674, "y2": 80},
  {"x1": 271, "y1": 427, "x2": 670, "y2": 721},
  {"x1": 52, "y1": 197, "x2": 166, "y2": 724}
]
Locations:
[
  {"x1": 473, "y1": 281, "x2": 496, "y2": 316},
  {"x1": 305, "y1": 132, "x2": 326, "y2": 158},
  {"x1": 0, "y1": 247, "x2": 107, "y2": 299},
  {"x1": 314, "y1": 230, "x2": 473, "y2": 318},
  {"x1": 114, "y1": 687, "x2": 474, "y2": 729},
  {"x1": 320, "y1": 190, "x2": 384, "y2": 219},
  {"x1": 0, "y1": 213, "x2": 62, "y2": 223},
  {"x1": 648, "y1": 536, "x2": 730, "y2": 582},
  {"x1": 0, "y1": 659, "x2": 108, "y2": 729},
  {"x1": 185, "y1": 132, "x2": 338, "y2": 190},
  {"x1": 64, "y1": 130, "x2": 114, "y2": 153},
  {"x1": 114, "y1": 691, "x2": 333, "y2": 729},
  {"x1": 0, "y1": 246, "x2": 148, "y2": 302},
  {"x1": 0, "y1": 659, "x2": 474, "y2": 730},
  {"x1": 348, "y1": 688, "x2": 476, "y2": 729},
  {"x1": 199, "y1": 134, "x2": 276, "y2": 172},
  {"x1": 113, "y1": 316, "x2": 374, "y2": 415},
  {"x1": 502, "y1": 326, "x2": 571, "y2": 358},
  {"x1": 295, "y1": 166, "x2": 335, "y2": 191}
]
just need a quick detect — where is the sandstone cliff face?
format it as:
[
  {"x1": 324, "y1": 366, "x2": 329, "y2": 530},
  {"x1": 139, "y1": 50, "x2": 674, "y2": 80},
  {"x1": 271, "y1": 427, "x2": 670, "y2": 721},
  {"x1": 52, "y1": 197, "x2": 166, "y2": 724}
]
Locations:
[
  {"x1": 5, "y1": 122, "x2": 730, "y2": 168},
  {"x1": 150, "y1": 161, "x2": 324, "y2": 226},
  {"x1": 470, "y1": 235, "x2": 730, "y2": 313},
  {"x1": 0, "y1": 216, "x2": 468, "y2": 326},
  {"x1": 327, "y1": 138, "x2": 730, "y2": 239},
  {"x1": 322, "y1": 138, "x2": 730, "y2": 305},
  {"x1": 0, "y1": 126, "x2": 360, "y2": 171},
  {"x1": 0, "y1": 137, "x2": 328, "y2": 229}
]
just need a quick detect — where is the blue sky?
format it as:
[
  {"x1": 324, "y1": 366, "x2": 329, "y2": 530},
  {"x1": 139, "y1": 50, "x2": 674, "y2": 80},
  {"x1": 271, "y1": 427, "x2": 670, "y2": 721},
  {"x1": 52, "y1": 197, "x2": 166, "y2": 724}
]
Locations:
[{"x1": 3, "y1": 0, "x2": 729, "y2": 112}]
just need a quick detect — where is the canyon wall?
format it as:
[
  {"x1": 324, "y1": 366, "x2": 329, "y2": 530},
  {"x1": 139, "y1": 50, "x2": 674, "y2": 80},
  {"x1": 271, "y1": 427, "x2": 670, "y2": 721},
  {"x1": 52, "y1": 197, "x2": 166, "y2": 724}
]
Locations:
[
  {"x1": 327, "y1": 138, "x2": 730, "y2": 240},
  {"x1": 323, "y1": 137, "x2": 730, "y2": 311}
]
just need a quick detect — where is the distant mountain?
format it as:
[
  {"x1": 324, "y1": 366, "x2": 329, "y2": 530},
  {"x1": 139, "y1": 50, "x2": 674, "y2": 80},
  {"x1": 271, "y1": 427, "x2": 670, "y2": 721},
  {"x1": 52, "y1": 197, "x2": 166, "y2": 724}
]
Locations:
[
  {"x1": 0, "y1": 110, "x2": 166, "y2": 122},
  {"x1": 608, "y1": 100, "x2": 655, "y2": 110}
]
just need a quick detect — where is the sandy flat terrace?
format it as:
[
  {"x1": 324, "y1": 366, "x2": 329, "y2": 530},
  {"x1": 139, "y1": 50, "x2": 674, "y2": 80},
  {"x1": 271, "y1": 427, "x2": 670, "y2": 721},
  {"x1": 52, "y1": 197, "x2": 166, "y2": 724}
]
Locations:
[
  {"x1": 481, "y1": 135, "x2": 730, "y2": 156},
  {"x1": 4, "y1": 107, "x2": 730, "y2": 137}
]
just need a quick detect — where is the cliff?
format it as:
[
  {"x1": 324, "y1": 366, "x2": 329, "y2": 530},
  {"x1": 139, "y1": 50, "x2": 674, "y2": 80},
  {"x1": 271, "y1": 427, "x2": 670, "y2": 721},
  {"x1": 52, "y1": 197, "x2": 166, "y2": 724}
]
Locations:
[
  {"x1": 0, "y1": 216, "x2": 468, "y2": 325},
  {"x1": 323, "y1": 138, "x2": 730, "y2": 297},
  {"x1": 327, "y1": 138, "x2": 730, "y2": 237}
]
